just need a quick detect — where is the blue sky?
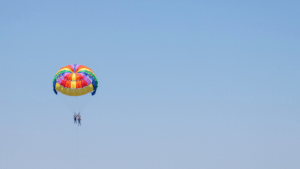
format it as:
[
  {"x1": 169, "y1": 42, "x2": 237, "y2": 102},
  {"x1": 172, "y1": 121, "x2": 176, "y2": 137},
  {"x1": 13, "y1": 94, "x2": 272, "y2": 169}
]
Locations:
[{"x1": 0, "y1": 0, "x2": 299, "y2": 169}]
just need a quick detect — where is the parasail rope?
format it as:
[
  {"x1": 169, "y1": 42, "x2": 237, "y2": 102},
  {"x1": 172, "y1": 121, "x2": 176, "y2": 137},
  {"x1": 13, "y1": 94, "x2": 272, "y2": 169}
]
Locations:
[
  {"x1": 58, "y1": 93, "x2": 73, "y2": 112},
  {"x1": 77, "y1": 124, "x2": 79, "y2": 169},
  {"x1": 79, "y1": 94, "x2": 93, "y2": 113}
]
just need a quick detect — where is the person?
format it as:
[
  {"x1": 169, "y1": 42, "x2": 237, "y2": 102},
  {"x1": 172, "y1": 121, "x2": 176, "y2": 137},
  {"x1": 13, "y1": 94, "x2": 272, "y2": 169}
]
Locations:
[
  {"x1": 77, "y1": 113, "x2": 81, "y2": 126},
  {"x1": 74, "y1": 113, "x2": 77, "y2": 124}
]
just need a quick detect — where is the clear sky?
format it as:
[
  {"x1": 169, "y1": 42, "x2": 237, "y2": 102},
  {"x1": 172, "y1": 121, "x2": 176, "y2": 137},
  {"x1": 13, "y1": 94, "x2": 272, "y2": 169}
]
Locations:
[{"x1": 0, "y1": 0, "x2": 299, "y2": 169}]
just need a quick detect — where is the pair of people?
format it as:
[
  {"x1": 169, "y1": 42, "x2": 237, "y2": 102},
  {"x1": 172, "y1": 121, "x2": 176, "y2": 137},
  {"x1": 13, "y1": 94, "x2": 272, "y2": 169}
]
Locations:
[{"x1": 74, "y1": 113, "x2": 81, "y2": 126}]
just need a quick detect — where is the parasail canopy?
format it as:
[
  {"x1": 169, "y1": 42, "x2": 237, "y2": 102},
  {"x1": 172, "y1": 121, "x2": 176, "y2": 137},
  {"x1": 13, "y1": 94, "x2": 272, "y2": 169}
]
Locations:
[{"x1": 53, "y1": 64, "x2": 98, "y2": 96}]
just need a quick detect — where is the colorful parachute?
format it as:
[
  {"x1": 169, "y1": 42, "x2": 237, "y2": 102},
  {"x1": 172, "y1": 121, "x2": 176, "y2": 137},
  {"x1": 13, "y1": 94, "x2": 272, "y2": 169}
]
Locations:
[
  {"x1": 53, "y1": 64, "x2": 98, "y2": 96},
  {"x1": 53, "y1": 64, "x2": 98, "y2": 114}
]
